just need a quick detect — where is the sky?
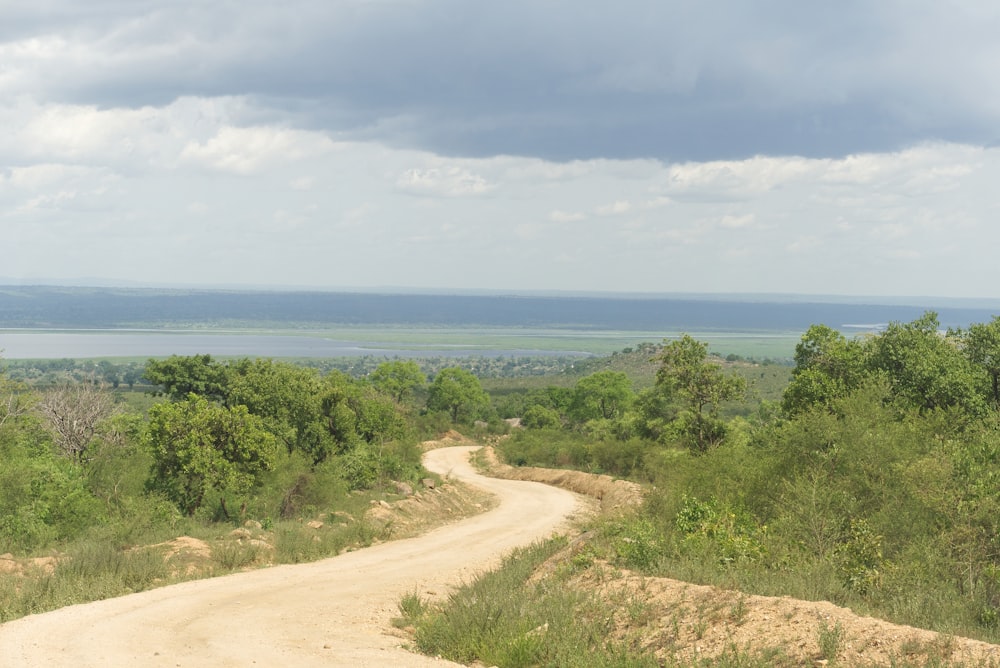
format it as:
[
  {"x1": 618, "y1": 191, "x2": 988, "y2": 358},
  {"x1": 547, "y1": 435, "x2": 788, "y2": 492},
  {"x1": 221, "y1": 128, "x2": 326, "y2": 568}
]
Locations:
[{"x1": 3, "y1": 1, "x2": 1000, "y2": 298}]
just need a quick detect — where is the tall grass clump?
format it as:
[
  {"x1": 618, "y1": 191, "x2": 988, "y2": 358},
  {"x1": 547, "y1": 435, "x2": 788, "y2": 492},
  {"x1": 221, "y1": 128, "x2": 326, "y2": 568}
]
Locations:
[
  {"x1": 0, "y1": 540, "x2": 167, "y2": 621},
  {"x1": 405, "y1": 537, "x2": 659, "y2": 667}
]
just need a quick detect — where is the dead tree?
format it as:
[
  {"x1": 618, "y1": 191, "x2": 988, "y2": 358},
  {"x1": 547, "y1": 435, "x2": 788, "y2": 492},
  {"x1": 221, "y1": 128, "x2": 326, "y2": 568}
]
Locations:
[{"x1": 36, "y1": 382, "x2": 119, "y2": 462}]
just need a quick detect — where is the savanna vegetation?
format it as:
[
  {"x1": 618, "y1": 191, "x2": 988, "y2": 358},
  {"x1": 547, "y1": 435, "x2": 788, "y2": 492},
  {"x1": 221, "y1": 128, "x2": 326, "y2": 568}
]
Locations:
[
  {"x1": 10, "y1": 309, "x2": 1000, "y2": 664},
  {"x1": 400, "y1": 312, "x2": 1000, "y2": 666},
  {"x1": 0, "y1": 353, "x2": 503, "y2": 621}
]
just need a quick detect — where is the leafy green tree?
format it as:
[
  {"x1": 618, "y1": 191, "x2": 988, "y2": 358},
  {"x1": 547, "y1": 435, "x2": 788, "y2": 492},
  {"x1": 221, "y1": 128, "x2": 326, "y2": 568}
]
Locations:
[
  {"x1": 655, "y1": 335, "x2": 747, "y2": 452},
  {"x1": 144, "y1": 354, "x2": 228, "y2": 403},
  {"x1": 146, "y1": 394, "x2": 278, "y2": 517},
  {"x1": 225, "y1": 358, "x2": 324, "y2": 454},
  {"x1": 782, "y1": 324, "x2": 866, "y2": 415},
  {"x1": 314, "y1": 372, "x2": 406, "y2": 463},
  {"x1": 521, "y1": 404, "x2": 562, "y2": 429},
  {"x1": 961, "y1": 316, "x2": 1000, "y2": 409},
  {"x1": 868, "y1": 312, "x2": 985, "y2": 416},
  {"x1": 569, "y1": 371, "x2": 634, "y2": 422},
  {"x1": 0, "y1": 368, "x2": 33, "y2": 430},
  {"x1": 426, "y1": 367, "x2": 489, "y2": 423},
  {"x1": 369, "y1": 360, "x2": 426, "y2": 404},
  {"x1": 0, "y1": 448, "x2": 105, "y2": 553}
]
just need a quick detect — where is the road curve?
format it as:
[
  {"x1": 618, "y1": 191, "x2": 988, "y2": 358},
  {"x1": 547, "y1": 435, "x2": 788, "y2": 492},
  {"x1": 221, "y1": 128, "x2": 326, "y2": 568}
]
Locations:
[{"x1": 0, "y1": 446, "x2": 584, "y2": 667}]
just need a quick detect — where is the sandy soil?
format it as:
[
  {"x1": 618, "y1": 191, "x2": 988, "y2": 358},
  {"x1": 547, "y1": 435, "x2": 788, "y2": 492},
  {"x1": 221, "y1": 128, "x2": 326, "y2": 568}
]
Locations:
[{"x1": 0, "y1": 445, "x2": 584, "y2": 668}]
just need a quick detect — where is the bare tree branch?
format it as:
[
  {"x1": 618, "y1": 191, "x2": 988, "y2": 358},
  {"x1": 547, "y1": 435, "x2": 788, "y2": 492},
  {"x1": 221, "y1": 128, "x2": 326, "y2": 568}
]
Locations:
[{"x1": 36, "y1": 382, "x2": 120, "y2": 462}]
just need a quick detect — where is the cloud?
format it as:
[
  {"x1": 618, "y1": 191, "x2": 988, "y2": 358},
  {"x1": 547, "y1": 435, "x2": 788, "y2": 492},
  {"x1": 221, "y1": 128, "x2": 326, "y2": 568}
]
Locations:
[
  {"x1": 5, "y1": 3, "x2": 1000, "y2": 162},
  {"x1": 548, "y1": 210, "x2": 586, "y2": 222},
  {"x1": 395, "y1": 166, "x2": 495, "y2": 197},
  {"x1": 289, "y1": 176, "x2": 315, "y2": 191},
  {"x1": 719, "y1": 214, "x2": 755, "y2": 229},
  {"x1": 180, "y1": 126, "x2": 337, "y2": 174},
  {"x1": 596, "y1": 200, "x2": 632, "y2": 216},
  {"x1": 5, "y1": 3, "x2": 1000, "y2": 304}
]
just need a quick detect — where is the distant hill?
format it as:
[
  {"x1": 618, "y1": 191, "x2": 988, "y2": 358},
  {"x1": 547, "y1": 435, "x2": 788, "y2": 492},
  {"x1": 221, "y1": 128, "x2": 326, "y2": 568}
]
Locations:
[{"x1": 0, "y1": 285, "x2": 996, "y2": 332}]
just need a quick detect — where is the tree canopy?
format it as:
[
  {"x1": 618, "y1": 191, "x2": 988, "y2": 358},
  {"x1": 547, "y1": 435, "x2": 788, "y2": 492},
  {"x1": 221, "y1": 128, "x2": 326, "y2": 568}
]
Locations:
[
  {"x1": 426, "y1": 367, "x2": 489, "y2": 422},
  {"x1": 146, "y1": 394, "x2": 278, "y2": 517},
  {"x1": 654, "y1": 335, "x2": 747, "y2": 452}
]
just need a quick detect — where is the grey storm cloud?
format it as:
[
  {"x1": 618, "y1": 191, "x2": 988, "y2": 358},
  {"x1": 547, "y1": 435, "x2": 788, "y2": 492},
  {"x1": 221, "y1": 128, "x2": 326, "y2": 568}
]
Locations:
[{"x1": 5, "y1": 0, "x2": 1000, "y2": 161}]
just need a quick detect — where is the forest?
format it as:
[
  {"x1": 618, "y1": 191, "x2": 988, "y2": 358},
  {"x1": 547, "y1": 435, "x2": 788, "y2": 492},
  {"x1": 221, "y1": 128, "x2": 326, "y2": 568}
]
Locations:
[{"x1": 4, "y1": 310, "x2": 1000, "y2": 659}]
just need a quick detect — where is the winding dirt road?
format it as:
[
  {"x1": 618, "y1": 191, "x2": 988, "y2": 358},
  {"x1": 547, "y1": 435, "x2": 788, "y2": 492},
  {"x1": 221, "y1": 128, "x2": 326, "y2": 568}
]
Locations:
[{"x1": 0, "y1": 446, "x2": 584, "y2": 667}]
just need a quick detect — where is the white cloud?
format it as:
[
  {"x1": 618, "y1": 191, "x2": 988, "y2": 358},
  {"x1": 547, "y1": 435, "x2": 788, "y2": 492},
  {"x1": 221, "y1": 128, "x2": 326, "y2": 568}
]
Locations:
[
  {"x1": 665, "y1": 155, "x2": 818, "y2": 200},
  {"x1": 289, "y1": 176, "x2": 316, "y2": 191},
  {"x1": 643, "y1": 196, "x2": 672, "y2": 209},
  {"x1": 395, "y1": 166, "x2": 495, "y2": 197},
  {"x1": 7, "y1": 163, "x2": 106, "y2": 190},
  {"x1": 596, "y1": 200, "x2": 632, "y2": 216},
  {"x1": 786, "y1": 236, "x2": 820, "y2": 253},
  {"x1": 885, "y1": 249, "x2": 922, "y2": 260},
  {"x1": 180, "y1": 126, "x2": 337, "y2": 175},
  {"x1": 548, "y1": 210, "x2": 586, "y2": 222},
  {"x1": 719, "y1": 214, "x2": 754, "y2": 229}
]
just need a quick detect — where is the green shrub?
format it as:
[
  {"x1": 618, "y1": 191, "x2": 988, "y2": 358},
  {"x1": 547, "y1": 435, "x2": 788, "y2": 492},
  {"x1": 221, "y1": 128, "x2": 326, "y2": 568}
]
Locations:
[
  {"x1": 605, "y1": 517, "x2": 667, "y2": 570},
  {"x1": 0, "y1": 450, "x2": 105, "y2": 553},
  {"x1": 674, "y1": 495, "x2": 766, "y2": 565},
  {"x1": 408, "y1": 538, "x2": 659, "y2": 667}
]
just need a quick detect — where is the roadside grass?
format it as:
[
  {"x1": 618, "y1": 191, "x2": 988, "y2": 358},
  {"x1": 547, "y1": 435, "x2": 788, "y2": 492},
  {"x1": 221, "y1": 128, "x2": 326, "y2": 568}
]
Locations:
[
  {"x1": 397, "y1": 535, "x2": 823, "y2": 668},
  {"x1": 0, "y1": 540, "x2": 167, "y2": 621},
  {"x1": 401, "y1": 537, "x2": 658, "y2": 667},
  {"x1": 399, "y1": 529, "x2": 1000, "y2": 668},
  {"x1": 0, "y1": 479, "x2": 467, "y2": 623}
]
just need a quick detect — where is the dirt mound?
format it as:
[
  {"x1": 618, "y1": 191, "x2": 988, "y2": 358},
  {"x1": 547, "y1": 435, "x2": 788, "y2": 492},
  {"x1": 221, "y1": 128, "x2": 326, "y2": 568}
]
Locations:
[
  {"x1": 0, "y1": 554, "x2": 59, "y2": 576},
  {"x1": 365, "y1": 480, "x2": 495, "y2": 537},
  {"x1": 155, "y1": 536, "x2": 212, "y2": 560},
  {"x1": 574, "y1": 562, "x2": 1000, "y2": 666},
  {"x1": 479, "y1": 445, "x2": 643, "y2": 513},
  {"x1": 420, "y1": 430, "x2": 475, "y2": 450}
]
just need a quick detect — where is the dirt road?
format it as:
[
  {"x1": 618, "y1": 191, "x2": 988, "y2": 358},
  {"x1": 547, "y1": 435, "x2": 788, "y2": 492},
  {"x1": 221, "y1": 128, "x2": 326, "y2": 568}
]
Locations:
[{"x1": 0, "y1": 446, "x2": 584, "y2": 667}]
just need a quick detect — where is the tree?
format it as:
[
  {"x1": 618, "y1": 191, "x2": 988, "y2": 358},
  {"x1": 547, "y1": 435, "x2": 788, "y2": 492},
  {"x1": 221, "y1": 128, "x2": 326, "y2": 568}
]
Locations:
[
  {"x1": 961, "y1": 316, "x2": 1000, "y2": 409},
  {"x1": 426, "y1": 367, "x2": 489, "y2": 422},
  {"x1": 225, "y1": 358, "x2": 324, "y2": 454},
  {"x1": 36, "y1": 382, "x2": 120, "y2": 463},
  {"x1": 146, "y1": 394, "x2": 278, "y2": 517},
  {"x1": 369, "y1": 360, "x2": 425, "y2": 404},
  {"x1": 867, "y1": 312, "x2": 985, "y2": 416},
  {"x1": 655, "y1": 335, "x2": 747, "y2": 452},
  {"x1": 144, "y1": 354, "x2": 228, "y2": 403},
  {"x1": 569, "y1": 371, "x2": 634, "y2": 422},
  {"x1": 782, "y1": 324, "x2": 866, "y2": 415},
  {"x1": 0, "y1": 367, "x2": 33, "y2": 430},
  {"x1": 521, "y1": 404, "x2": 562, "y2": 429}
]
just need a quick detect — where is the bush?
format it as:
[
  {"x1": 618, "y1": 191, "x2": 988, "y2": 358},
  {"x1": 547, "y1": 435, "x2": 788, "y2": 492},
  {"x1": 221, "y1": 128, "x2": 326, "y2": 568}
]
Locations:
[{"x1": 0, "y1": 450, "x2": 105, "y2": 553}]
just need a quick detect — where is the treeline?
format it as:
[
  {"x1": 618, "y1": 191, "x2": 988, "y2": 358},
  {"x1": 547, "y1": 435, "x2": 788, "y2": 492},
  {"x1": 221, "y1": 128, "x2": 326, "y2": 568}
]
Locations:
[
  {"x1": 497, "y1": 311, "x2": 1000, "y2": 640},
  {"x1": 0, "y1": 355, "x2": 502, "y2": 557},
  {"x1": 1, "y1": 354, "x2": 580, "y2": 390}
]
